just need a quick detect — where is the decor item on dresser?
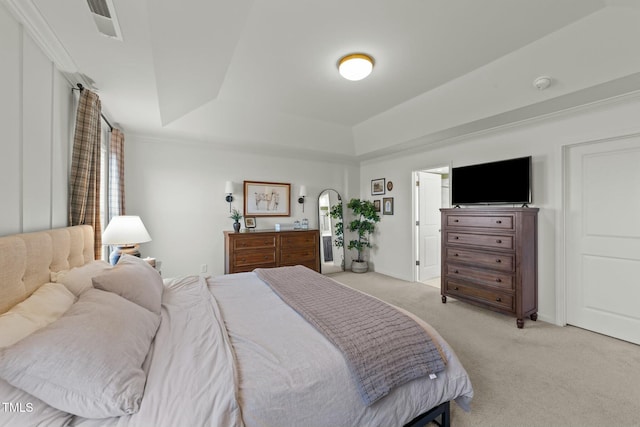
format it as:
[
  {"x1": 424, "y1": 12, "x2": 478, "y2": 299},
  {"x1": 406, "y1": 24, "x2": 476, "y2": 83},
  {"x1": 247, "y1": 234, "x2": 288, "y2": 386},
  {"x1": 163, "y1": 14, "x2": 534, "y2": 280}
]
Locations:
[
  {"x1": 371, "y1": 178, "x2": 385, "y2": 195},
  {"x1": 229, "y1": 208, "x2": 243, "y2": 232},
  {"x1": 440, "y1": 207, "x2": 539, "y2": 328},
  {"x1": 102, "y1": 215, "x2": 152, "y2": 265},
  {"x1": 0, "y1": 225, "x2": 473, "y2": 427},
  {"x1": 224, "y1": 229, "x2": 320, "y2": 274},
  {"x1": 346, "y1": 198, "x2": 381, "y2": 273},
  {"x1": 244, "y1": 217, "x2": 256, "y2": 229},
  {"x1": 244, "y1": 181, "x2": 291, "y2": 217}
]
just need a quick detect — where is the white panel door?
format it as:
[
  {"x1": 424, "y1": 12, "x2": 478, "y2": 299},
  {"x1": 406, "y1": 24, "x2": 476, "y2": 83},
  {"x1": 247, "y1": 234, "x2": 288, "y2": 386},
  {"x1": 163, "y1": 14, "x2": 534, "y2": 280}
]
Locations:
[
  {"x1": 566, "y1": 135, "x2": 640, "y2": 345},
  {"x1": 418, "y1": 172, "x2": 442, "y2": 281}
]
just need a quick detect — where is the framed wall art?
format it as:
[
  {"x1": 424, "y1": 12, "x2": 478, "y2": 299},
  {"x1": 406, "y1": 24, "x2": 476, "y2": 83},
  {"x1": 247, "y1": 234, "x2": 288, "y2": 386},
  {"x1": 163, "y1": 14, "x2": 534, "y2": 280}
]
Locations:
[
  {"x1": 244, "y1": 181, "x2": 291, "y2": 217},
  {"x1": 383, "y1": 197, "x2": 394, "y2": 215},
  {"x1": 373, "y1": 199, "x2": 381, "y2": 212},
  {"x1": 371, "y1": 178, "x2": 386, "y2": 195}
]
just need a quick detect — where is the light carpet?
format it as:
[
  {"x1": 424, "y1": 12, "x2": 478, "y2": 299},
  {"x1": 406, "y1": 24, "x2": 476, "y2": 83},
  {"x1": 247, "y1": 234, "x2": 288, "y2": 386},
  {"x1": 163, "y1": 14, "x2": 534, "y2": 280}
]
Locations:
[{"x1": 328, "y1": 271, "x2": 640, "y2": 427}]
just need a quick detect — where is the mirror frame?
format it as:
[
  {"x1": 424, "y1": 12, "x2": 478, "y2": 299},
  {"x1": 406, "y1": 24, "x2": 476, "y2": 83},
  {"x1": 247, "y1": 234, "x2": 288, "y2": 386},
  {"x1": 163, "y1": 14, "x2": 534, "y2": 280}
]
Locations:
[{"x1": 317, "y1": 189, "x2": 344, "y2": 273}]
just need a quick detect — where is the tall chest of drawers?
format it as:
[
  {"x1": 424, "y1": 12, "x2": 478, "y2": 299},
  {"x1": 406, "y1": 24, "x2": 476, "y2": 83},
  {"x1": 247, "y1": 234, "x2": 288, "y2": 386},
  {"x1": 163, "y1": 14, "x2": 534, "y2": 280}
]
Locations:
[
  {"x1": 440, "y1": 208, "x2": 538, "y2": 328},
  {"x1": 224, "y1": 229, "x2": 319, "y2": 274}
]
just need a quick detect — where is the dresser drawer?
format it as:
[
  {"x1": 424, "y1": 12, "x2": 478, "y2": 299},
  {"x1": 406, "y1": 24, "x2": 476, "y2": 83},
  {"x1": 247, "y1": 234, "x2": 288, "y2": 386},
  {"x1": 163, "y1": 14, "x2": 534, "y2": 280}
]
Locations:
[
  {"x1": 444, "y1": 247, "x2": 514, "y2": 272},
  {"x1": 447, "y1": 215, "x2": 514, "y2": 230},
  {"x1": 446, "y1": 264, "x2": 514, "y2": 290},
  {"x1": 280, "y1": 248, "x2": 316, "y2": 264},
  {"x1": 445, "y1": 280, "x2": 514, "y2": 312},
  {"x1": 447, "y1": 232, "x2": 514, "y2": 250},
  {"x1": 280, "y1": 233, "x2": 317, "y2": 249},
  {"x1": 233, "y1": 235, "x2": 276, "y2": 250},
  {"x1": 234, "y1": 249, "x2": 276, "y2": 267}
]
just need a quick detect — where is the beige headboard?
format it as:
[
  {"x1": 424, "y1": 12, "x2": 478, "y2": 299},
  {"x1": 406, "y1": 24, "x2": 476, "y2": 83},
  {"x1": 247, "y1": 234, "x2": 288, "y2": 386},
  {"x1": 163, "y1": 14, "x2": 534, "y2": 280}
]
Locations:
[{"x1": 0, "y1": 225, "x2": 94, "y2": 314}]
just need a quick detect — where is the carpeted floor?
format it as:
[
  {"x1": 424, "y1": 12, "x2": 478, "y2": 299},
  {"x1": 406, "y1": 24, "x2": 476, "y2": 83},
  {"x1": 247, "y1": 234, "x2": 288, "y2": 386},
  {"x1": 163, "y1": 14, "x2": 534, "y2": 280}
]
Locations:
[{"x1": 328, "y1": 271, "x2": 640, "y2": 427}]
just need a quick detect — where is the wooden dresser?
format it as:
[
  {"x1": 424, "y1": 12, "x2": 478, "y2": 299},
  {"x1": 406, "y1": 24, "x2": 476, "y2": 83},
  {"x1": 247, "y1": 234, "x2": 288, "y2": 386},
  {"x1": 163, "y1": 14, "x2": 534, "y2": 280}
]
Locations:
[
  {"x1": 440, "y1": 207, "x2": 538, "y2": 328},
  {"x1": 224, "y1": 229, "x2": 320, "y2": 274}
]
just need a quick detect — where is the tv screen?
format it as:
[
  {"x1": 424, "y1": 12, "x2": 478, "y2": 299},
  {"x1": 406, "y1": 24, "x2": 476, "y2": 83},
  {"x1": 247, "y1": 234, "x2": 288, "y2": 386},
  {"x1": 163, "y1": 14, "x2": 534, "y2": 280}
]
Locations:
[{"x1": 451, "y1": 156, "x2": 532, "y2": 205}]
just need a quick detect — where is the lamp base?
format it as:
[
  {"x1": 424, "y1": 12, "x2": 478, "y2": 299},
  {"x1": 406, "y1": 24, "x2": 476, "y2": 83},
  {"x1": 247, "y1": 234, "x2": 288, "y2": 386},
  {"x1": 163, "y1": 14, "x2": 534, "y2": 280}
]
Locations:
[{"x1": 108, "y1": 245, "x2": 140, "y2": 265}]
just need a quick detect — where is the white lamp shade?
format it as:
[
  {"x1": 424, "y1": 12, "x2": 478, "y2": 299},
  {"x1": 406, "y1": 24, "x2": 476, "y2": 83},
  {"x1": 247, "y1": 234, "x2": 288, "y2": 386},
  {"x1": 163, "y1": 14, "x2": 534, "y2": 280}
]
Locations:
[
  {"x1": 299, "y1": 185, "x2": 307, "y2": 197},
  {"x1": 102, "y1": 216, "x2": 152, "y2": 245},
  {"x1": 224, "y1": 181, "x2": 233, "y2": 194},
  {"x1": 339, "y1": 54, "x2": 374, "y2": 81}
]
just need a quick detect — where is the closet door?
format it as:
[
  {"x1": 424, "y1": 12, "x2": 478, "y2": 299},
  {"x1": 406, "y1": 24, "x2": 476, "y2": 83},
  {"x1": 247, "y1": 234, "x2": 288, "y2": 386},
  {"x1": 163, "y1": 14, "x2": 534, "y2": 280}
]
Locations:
[{"x1": 566, "y1": 135, "x2": 640, "y2": 345}]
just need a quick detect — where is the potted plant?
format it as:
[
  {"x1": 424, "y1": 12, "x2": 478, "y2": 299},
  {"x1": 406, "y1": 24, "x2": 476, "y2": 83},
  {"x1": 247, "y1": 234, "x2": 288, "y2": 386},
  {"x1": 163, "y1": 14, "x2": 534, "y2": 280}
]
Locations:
[
  {"x1": 229, "y1": 208, "x2": 243, "y2": 232},
  {"x1": 345, "y1": 198, "x2": 380, "y2": 273}
]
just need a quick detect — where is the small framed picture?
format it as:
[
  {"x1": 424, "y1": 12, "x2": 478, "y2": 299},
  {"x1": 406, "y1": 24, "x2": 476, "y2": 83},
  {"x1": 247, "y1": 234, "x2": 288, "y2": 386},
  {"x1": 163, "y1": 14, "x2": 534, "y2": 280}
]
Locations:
[
  {"x1": 373, "y1": 200, "x2": 381, "y2": 212},
  {"x1": 383, "y1": 197, "x2": 394, "y2": 215},
  {"x1": 244, "y1": 217, "x2": 256, "y2": 229},
  {"x1": 371, "y1": 178, "x2": 386, "y2": 195}
]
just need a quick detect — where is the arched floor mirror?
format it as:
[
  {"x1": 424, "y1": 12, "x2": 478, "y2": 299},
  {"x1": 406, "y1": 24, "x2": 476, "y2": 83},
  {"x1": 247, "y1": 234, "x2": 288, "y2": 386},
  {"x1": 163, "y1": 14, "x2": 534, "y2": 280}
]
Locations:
[{"x1": 318, "y1": 189, "x2": 344, "y2": 273}]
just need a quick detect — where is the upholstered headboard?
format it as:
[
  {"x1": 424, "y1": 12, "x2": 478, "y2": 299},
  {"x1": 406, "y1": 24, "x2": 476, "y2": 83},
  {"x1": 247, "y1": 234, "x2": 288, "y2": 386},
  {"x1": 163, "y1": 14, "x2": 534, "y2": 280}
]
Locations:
[{"x1": 0, "y1": 225, "x2": 94, "y2": 314}]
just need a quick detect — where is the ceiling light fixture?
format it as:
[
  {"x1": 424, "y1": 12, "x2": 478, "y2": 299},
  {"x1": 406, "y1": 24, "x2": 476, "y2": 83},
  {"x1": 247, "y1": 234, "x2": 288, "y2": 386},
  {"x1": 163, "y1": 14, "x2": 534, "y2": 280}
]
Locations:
[{"x1": 338, "y1": 53, "x2": 374, "y2": 81}]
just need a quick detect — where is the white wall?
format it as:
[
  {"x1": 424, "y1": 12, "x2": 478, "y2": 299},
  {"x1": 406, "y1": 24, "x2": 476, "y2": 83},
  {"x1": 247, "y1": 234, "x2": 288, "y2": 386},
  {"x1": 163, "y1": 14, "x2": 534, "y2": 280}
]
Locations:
[
  {"x1": 0, "y1": 4, "x2": 72, "y2": 236},
  {"x1": 360, "y1": 93, "x2": 640, "y2": 324},
  {"x1": 125, "y1": 135, "x2": 359, "y2": 278}
]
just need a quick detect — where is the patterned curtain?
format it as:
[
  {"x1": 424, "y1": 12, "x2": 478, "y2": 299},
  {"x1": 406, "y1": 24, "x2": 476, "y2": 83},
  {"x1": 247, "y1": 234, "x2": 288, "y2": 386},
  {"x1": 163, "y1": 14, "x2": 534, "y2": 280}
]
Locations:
[
  {"x1": 108, "y1": 128, "x2": 126, "y2": 221},
  {"x1": 69, "y1": 89, "x2": 102, "y2": 259}
]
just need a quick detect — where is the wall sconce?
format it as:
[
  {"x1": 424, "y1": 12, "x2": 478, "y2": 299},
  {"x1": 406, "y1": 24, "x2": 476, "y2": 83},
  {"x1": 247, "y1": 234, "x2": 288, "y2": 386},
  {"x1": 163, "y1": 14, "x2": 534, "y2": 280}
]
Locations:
[
  {"x1": 225, "y1": 181, "x2": 234, "y2": 212},
  {"x1": 298, "y1": 185, "x2": 307, "y2": 212}
]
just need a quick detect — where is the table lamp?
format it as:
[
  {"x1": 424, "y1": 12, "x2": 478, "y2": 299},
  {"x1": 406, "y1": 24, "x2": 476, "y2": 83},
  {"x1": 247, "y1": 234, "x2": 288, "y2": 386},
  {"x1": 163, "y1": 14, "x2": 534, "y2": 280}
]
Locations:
[{"x1": 102, "y1": 215, "x2": 152, "y2": 265}]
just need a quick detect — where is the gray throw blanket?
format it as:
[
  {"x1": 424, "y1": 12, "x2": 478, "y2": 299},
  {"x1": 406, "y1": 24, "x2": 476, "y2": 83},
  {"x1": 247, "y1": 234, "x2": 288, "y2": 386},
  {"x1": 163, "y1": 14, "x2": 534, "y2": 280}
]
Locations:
[{"x1": 254, "y1": 266, "x2": 446, "y2": 406}]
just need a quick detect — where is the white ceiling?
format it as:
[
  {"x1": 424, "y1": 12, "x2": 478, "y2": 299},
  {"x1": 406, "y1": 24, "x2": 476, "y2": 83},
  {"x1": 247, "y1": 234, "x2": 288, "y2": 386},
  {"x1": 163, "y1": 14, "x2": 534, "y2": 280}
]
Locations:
[{"x1": 7, "y1": 0, "x2": 640, "y2": 160}]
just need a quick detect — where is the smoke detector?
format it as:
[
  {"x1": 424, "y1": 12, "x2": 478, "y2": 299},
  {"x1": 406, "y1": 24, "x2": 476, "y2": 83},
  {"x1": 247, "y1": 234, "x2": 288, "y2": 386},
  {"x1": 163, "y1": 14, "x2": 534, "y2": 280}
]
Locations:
[
  {"x1": 533, "y1": 76, "x2": 552, "y2": 91},
  {"x1": 87, "y1": 0, "x2": 122, "y2": 40}
]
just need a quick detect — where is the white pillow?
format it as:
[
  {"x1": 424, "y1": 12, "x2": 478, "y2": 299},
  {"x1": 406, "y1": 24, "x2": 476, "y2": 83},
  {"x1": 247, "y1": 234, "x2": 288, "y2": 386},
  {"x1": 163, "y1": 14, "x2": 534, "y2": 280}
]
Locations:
[
  {"x1": 0, "y1": 379, "x2": 73, "y2": 426},
  {"x1": 50, "y1": 260, "x2": 112, "y2": 296},
  {"x1": 92, "y1": 254, "x2": 163, "y2": 314},
  {"x1": 0, "y1": 288, "x2": 161, "y2": 418},
  {"x1": 0, "y1": 283, "x2": 76, "y2": 348}
]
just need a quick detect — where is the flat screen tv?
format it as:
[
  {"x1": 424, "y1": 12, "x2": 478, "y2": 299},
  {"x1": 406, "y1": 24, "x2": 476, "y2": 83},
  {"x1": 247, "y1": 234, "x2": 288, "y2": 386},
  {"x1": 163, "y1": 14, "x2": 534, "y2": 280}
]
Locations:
[{"x1": 451, "y1": 156, "x2": 532, "y2": 205}]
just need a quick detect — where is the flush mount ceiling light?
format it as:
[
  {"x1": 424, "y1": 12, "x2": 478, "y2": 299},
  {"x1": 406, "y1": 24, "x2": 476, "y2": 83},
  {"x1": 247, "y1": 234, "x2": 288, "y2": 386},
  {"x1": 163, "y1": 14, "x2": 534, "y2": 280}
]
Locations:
[{"x1": 338, "y1": 53, "x2": 374, "y2": 81}]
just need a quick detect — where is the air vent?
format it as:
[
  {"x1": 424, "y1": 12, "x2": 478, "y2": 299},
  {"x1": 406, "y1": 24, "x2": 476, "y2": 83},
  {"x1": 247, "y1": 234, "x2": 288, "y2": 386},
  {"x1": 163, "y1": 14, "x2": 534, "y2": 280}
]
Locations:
[{"x1": 86, "y1": 0, "x2": 122, "y2": 40}]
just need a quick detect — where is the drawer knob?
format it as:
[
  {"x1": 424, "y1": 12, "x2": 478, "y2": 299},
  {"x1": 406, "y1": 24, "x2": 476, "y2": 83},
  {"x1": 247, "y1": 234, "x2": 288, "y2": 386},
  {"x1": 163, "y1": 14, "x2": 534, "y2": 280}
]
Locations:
[
  {"x1": 496, "y1": 278, "x2": 502, "y2": 283},
  {"x1": 496, "y1": 239, "x2": 502, "y2": 243},
  {"x1": 496, "y1": 259, "x2": 502, "y2": 263},
  {"x1": 496, "y1": 220, "x2": 502, "y2": 224},
  {"x1": 454, "y1": 270, "x2": 459, "y2": 274},
  {"x1": 454, "y1": 236, "x2": 459, "y2": 240},
  {"x1": 496, "y1": 297, "x2": 502, "y2": 302},
  {"x1": 454, "y1": 219, "x2": 459, "y2": 222},
  {"x1": 264, "y1": 256, "x2": 269, "y2": 260},
  {"x1": 454, "y1": 287, "x2": 459, "y2": 291},
  {"x1": 454, "y1": 253, "x2": 459, "y2": 257}
]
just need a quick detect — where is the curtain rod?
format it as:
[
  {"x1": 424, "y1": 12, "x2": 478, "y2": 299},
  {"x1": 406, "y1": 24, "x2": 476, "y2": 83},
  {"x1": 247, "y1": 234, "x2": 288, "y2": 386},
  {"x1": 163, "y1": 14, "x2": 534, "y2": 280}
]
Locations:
[{"x1": 72, "y1": 83, "x2": 114, "y2": 131}]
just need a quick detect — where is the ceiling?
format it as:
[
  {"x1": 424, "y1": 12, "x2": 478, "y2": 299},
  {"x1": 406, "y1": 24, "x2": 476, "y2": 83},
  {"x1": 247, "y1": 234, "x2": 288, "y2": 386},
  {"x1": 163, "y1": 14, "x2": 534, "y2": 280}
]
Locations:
[{"x1": 7, "y1": 0, "x2": 640, "y2": 160}]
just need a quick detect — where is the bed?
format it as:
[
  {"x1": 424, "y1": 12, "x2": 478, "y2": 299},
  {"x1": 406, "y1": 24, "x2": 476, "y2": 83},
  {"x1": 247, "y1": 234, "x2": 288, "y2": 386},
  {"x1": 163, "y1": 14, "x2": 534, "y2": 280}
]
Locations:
[{"x1": 0, "y1": 226, "x2": 473, "y2": 427}]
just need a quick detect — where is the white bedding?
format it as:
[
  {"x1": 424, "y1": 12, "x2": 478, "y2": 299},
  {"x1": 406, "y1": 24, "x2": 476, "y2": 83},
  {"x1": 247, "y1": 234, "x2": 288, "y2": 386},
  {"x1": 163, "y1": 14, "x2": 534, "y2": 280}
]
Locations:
[
  {"x1": 3, "y1": 272, "x2": 472, "y2": 427},
  {"x1": 72, "y1": 276, "x2": 243, "y2": 427},
  {"x1": 208, "y1": 272, "x2": 473, "y2": 427}
]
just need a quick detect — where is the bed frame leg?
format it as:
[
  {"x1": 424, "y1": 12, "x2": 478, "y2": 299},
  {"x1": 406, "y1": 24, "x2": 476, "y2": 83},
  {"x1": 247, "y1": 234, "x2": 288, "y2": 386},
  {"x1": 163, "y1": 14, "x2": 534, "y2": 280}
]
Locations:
[{"x1": 403, "y1": 400, "x2": 450, "y2": 427}]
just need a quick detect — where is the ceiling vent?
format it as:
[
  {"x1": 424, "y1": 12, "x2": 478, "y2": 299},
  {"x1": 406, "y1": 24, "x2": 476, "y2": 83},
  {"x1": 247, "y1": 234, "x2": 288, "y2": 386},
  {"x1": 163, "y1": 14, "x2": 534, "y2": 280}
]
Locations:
[{"x1": 87, "y1": 0, "x2": 122, "y2": 40}]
